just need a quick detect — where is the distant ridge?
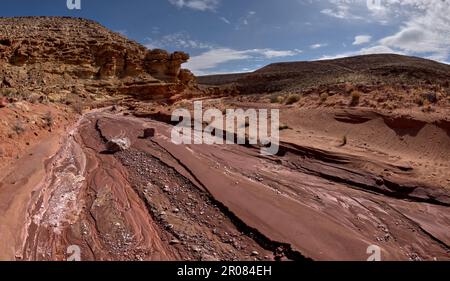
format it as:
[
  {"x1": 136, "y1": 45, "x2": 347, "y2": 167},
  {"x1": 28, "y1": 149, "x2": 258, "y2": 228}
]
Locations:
[{"x1": 197, "y1": 54, "x2": 450, "y2": 94}]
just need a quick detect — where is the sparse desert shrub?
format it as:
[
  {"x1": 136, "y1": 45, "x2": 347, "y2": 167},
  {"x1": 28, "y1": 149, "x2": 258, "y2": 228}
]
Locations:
[
  {"x1": 270, "y1": 95, "x2": 279, "y2": 103},
  {"x1": 279, "y1": 124, "x2": 290, "y2": 130},
  {"x1": 1, "y1": 88, "x2": 21, "y2": 101},
  {"x1": 344, "y1": 83, "x2": 354, "y2": 94},
  {"x1": 71, "y1": 101, "x2": 84, "y2": 114},
  {"x1": 270, "y1": 95, "x2": 284, "y2": 104},
  {"x1": 26, "y1": 92, "x2": 43, "y2": 104},
  {"x1": 415, "y1": 96, "x2": 425, "y2": 106},
  {"x1": 285, "y1": 94, "x2": 300, "y2": 105},
  {"x1": 277, "y1": 96, "x2": 285, "y2": 103},
  {"x1": 341, "y1": 135, "x2": 347, "y2": 146},
  {"x1": 65, "y1": 94, "x2": 84, "y2": 114},
  {"x1": 349, "y1": 91, "x2": 361, "y2": 106},
  {"x1": 12, "y1": 121, "x2": 25, "y2": 135},
  {"x1": 320, "y1": 93, "x2": 328, "y2": 104},
  {"x1": 43, "y1": 111, "x2": 53, "y2": 127},
  {"x1": 39, "y1": 95, "x2": 50, "y2": 104}
]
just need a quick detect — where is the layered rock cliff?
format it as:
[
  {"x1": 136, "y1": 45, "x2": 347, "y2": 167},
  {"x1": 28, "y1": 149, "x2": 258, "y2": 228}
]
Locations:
[{"x1": 0, "y1": 17, "x2": 196, "y2": 103}]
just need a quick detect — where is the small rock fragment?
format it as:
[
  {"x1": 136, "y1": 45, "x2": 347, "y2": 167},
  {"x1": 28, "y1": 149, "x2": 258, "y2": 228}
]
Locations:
[
  {"x1": 170, "y1": 239, "x2": 180, "y2": 245},
  {"x1": 143, "y1": 128, "x2": 155, "y2": 138},
  {"x1": 191, "y1": 246, "x2": 201, "y2": 253},
  {"x1": 106, "y1": 137, "x2": 131, "y2": 153}
]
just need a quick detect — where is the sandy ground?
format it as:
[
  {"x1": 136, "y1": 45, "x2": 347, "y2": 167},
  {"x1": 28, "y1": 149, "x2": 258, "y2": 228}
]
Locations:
[{"x1": 0, "y1": 103, "x2": 449, "y2": 261}]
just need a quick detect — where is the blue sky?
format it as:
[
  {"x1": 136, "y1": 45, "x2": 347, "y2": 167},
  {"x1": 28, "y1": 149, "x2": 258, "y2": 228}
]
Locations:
[{"x1": 1, "y1": 0, "x2": 449, "y2": 75}]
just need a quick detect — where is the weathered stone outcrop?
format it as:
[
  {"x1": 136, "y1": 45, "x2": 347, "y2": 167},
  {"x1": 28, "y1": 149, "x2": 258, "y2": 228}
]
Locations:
[
  {"x1": 144, "y1": 49, "x2": 190, "y2": 82},
  {"x1": 0, "y1": 17, "x2": 195, "y2": 102}
]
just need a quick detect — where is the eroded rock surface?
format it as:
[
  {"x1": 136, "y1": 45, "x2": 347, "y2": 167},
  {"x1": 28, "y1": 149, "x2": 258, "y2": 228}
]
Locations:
[{"x1": 0, "y1": 17, "x2": 194, "y2": 102}]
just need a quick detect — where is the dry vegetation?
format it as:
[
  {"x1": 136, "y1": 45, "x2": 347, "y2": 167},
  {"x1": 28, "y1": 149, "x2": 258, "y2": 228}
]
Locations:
[
  {"x1": 349, "y1": 91, "x2": 361, "y2": 106},
  {"x1": 199, "y1": 54, "x2": 450, "y2": 113}
]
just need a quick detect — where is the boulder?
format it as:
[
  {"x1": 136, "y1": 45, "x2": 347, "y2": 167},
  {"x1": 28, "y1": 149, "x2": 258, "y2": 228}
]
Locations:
[
  {"x1": 106, "y1": 137, "x2": 131, "y2": 153},
  {"x1": 144, "y1": 49, "x2": 190, "y2": 82},
  {"x1": 143, "y1": 128, "x2": 155, "y2": 138}
]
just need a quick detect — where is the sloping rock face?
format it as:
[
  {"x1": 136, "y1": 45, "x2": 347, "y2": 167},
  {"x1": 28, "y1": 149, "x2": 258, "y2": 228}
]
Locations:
[{"x1": 0, "y1": 17, "x2": 195, "y2": 102}]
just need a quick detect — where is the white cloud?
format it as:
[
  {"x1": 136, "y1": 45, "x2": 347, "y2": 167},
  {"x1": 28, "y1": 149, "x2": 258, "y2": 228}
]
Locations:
[
  {"x1": 235, "y1": 10, "x2": 257, "y2": 29},
  {"x1": 319, "y1": 45, "x2": 402, "y2": 60},
  {"x1": 185, "y1": 48, "x2": 253, "y2": 74},
  {"x1": 145, "y1": 32, "x2": 302, "y2": 73},
  {"x1": 322, "y1": 0, "x2": 435, "y2": 23},
  {"x1": 353, "y1": 35, "x2": 372, "y2": 45},
  {"x1": 145, "y1": 32, "x2": 214, "y2": 50},
  {"x1": 168, "y1": 0, "x2": 220, "y2": 11},
  {"x1": 320, "y1": 0, "x2": 372, "y2": 20},
  {"x1": 310, "y1": 43, "x2": 328, "y2": 49},
  {"x1": 358, "y1": 45, "x2": 399, "y2": 55},
  {"x1": 185, "y1": 48, "x2": 302, "y2": 74},
  {"x1": 321, "y1": 7, "x2": 363, "y2": 20},
  {"x1": 322, "y1": 0, "x2": 450, "y2": 61},
  {"x1": 378, "y1": 1, "x2": 450, "y2": 61},
  {"x1": 260, "y1": 49, "x2": 302, "y2": 58},
  {"x1": 220, "y1": 17, "x2": 231, "y2": 24}
]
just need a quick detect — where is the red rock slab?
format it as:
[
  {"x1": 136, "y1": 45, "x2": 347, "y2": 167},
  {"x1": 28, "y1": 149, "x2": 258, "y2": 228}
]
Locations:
[{"x1": 94, "y1": 115, "x2": 449, "y2": 260}]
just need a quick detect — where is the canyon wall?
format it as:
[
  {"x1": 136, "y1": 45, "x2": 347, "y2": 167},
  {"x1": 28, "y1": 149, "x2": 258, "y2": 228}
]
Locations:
[{"x1": 0, "y1": 17, "x2": 195, "y2": 102}]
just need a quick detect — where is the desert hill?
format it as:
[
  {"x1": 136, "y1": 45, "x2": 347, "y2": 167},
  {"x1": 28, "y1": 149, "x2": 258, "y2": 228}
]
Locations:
[{"x1": 198, "y1": 54, "x2": 450, "y2": 94}]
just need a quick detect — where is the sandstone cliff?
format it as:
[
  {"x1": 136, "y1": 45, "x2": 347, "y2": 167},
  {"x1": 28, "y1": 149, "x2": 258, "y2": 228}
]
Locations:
[{"x1": 0, "y1": 17, "x2": 196, "y2": 104}]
